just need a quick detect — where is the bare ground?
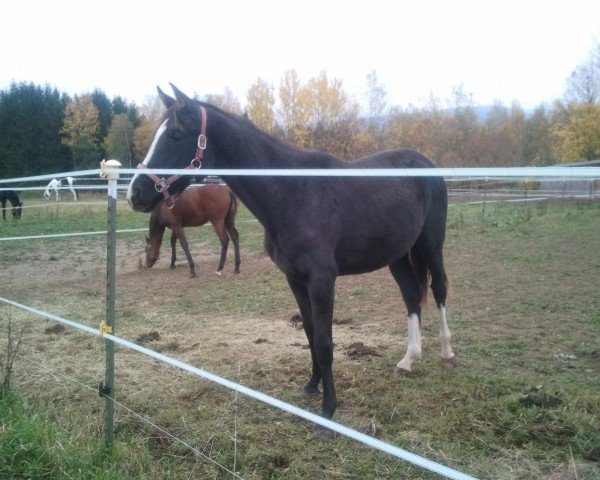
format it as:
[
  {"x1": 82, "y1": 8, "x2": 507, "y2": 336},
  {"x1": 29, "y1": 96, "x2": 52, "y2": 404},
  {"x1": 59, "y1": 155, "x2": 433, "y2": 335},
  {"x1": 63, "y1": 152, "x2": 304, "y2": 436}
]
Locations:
[{"x1": 1, "y1": 205, "x2": 600, "y2": 479}]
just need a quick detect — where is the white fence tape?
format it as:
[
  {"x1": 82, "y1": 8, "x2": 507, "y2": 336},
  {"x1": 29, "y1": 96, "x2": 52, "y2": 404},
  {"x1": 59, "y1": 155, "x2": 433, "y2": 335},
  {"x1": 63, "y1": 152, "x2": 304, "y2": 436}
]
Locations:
[
  {"x1": 114, "y1": 166, "x2": 600, "y2": 178},
  {"x1": 0, "y1": 295, "x2": 476, "y2": 480},
  {"x1": 2, "y1": 166, "x2": 599, "y2": 185},
  {"x1": 0, "y1": 228, "x2": 146, "y2": 242}
]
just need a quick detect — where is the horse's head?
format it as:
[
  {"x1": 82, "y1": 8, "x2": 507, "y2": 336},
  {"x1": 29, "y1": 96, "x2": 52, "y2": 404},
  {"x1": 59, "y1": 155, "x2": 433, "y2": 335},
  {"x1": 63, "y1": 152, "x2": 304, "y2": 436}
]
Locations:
[
  {"x1": 144, "y1": 234, "x2": 159, "y2": 269},
  {"x1": 12, "y1": 202, "x2": 22, "y2": 219},
  {"x1": 127, "y1": 84, "x2": 207, "y2": 213}
]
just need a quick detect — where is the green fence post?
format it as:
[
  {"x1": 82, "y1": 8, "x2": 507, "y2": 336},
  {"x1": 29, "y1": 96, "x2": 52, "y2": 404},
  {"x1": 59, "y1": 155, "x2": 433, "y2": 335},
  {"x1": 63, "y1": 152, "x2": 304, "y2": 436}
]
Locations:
[{"x1": 100, "y1": 159, "x2": 121, "y2": 448}]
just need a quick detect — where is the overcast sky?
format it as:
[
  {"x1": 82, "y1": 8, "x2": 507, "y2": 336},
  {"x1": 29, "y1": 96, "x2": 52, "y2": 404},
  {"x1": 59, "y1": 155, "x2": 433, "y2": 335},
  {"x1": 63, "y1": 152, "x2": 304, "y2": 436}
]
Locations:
[{"x1": 1, "y1": 0, "x2": 598, "y2": 111}]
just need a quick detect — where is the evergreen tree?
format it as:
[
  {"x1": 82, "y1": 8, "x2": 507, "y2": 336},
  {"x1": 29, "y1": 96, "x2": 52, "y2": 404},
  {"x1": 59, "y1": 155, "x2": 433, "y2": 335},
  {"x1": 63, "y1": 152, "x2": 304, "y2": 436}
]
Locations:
[{"x1": 0, "y1": 82, "x2": 70, "y2": 177}]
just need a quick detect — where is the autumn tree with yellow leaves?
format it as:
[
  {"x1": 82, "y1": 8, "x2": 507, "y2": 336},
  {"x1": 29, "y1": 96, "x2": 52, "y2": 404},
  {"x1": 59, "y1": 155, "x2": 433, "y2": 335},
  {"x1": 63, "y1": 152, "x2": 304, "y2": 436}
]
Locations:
[{"x1": 60, "y1": 94, "x2": 100, "y2": 169}]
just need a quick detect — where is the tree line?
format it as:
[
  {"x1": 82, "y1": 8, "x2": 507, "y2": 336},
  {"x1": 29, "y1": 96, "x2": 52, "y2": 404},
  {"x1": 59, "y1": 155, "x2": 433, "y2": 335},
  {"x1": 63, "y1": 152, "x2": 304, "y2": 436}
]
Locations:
[{"x1": 1, "y1": 42, "x2": 599, "y2": 179}]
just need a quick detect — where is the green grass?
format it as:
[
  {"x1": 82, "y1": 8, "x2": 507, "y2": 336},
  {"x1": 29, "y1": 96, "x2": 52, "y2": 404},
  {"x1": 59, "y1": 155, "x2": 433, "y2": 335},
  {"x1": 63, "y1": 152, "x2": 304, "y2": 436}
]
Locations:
[
  {"x1": 0, "y1": 389, "x2": 123, "y2": 479},
  {"x1": 2, "y1": 195, "x2": 600, "y2": 479}
]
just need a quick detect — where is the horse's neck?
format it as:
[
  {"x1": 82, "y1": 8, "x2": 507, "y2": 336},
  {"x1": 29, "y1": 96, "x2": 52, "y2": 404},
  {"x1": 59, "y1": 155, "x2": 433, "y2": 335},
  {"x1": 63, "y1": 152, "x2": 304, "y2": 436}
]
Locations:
[
  {"x1": 209, "y1": 109, "x2": 317, "y2": 229},
  {"x1": 6, "y1": 192, "x2": 18, "y2": 205}
]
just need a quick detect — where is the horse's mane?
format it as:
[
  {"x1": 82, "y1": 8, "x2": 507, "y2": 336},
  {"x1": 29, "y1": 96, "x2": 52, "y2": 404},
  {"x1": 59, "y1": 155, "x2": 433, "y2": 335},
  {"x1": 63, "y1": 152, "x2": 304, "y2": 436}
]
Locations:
[{"x1": 197, "y1": 101, "x2": 343, "y2": 168}]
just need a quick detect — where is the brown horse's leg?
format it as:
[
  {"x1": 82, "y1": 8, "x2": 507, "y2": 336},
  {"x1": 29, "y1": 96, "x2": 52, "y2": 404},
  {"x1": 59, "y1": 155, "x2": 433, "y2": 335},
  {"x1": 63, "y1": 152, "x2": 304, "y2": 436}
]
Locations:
[
  {"x1": 212, "y1": 220, "x2": 229, "y2": 274},
  {"x1": 173, "y1": 227, "x2": 196, "y2": 278},
  {"x1": 169, "y1": 231, "x2": 177, "y2": 269},
  {"x1": 226, "y1": 223, "x2": 241, "y2": 273}
]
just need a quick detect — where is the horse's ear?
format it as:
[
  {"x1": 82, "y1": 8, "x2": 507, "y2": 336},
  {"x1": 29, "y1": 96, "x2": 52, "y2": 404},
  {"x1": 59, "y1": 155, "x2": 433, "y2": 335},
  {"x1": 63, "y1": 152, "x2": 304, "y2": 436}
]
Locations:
[
  {"x1": 170, "y1": 83, "x2": 193, "y2": 109},
  {"x1": 157, "y1": 86, "x2": 176, "y2": 109}
]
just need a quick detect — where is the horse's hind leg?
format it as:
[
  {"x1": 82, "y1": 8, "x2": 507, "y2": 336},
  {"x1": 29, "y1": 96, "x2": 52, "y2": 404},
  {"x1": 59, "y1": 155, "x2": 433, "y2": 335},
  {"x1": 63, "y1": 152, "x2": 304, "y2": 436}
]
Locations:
[
  {"x1": 173, "y1": 227, "x2": 196, "y2": 278},
  {"x1": 212, "y1": 220, "x2": 229, "y2": 275},
  {"x1": 389, "y1": 255, "x2": 424, "y2": 374},
  {"x1": 426, "y1": 251, "x2": 456, "y2": 368},
  {"x1": 170, "y1": 231, "x2": 177, "y2": 269},
  {"x1": 226, "y1": 223, "x2": 241, "y2": 273}
]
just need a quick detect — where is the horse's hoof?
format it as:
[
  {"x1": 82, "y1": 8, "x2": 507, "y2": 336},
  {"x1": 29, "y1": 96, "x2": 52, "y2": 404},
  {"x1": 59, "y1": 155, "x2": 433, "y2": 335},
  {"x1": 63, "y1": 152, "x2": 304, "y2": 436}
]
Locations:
[
  {"x1": 302, "y1": 388, "x2": 320, "y2": 400},
  {"x1": 214, "y1": 271, "x2": 222, "y2": 276},
  {"x1": 441, "y1": 356, "x2": 457, "y2": 369},
  {"x1": 170, "y1": 265, "x2": 176, "y2": 270},
  {"x1": 394, "y1": 366, "x2": 411, "y2": 376},
  {"x1": 313, "y1": 425, "x2": 334, "y2": 439},
  {"x1": 234, "y1": 269, "x2": 240, "y2": 274},
  {"x1": 190, "y1": 273, "x2": 197, "y2": 278}
]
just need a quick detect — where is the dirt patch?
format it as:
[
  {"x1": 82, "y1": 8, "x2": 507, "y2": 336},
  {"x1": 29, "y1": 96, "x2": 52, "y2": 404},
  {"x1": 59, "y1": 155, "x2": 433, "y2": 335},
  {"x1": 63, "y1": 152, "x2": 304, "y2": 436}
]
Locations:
[
  {"x1": 345, "y1": 341, "x2": 382, "y2": 359},
  {"x1": 136, "y1": 331, "x2": 161, "y2": 344}
]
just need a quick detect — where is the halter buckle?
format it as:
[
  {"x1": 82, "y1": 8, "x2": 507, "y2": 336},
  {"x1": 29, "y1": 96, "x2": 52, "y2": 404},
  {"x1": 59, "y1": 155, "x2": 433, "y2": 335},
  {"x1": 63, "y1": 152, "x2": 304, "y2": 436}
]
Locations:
[
  {"x1": 165, "y1": 195, "x2": 177, "y2": 209},
  {"x1": 191, "y1": 158, "x2": 202, "y2": 169},
  {"x1": 154, "y1": 178, "x2": 169, "y2": 193},
  {"x1": 197, "y1": 134, "x2": 207, "y2": 150}
]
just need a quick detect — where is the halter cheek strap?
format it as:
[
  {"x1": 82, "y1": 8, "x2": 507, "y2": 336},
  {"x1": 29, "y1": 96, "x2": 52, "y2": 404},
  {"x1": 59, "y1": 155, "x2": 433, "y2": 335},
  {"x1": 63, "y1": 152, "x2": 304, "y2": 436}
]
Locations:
[{"x1": 137, "y1": 105, "x2": 207, "y2": 209}]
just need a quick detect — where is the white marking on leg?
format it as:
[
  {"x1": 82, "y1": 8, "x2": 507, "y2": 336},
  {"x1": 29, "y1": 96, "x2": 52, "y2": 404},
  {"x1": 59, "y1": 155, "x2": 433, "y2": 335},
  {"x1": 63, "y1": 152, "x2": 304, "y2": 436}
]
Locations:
[
  {"x1": 126, "y1": 120, "x2": 168, "y2": 204},
  {"x1": 439, "y1": 305, "x2": 455, "y2": 360},
  {"x1": 396, "y1": 313, "x2": 422, "y2": 372}
]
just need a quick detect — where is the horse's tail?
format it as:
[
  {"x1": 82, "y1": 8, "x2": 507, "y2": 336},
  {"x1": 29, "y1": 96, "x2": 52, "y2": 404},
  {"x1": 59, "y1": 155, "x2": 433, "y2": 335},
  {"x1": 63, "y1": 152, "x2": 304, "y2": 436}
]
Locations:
[
  {"x1": 409, "y1": 246, "x2": 429, "y2": 308},
  {"x1": 224, "y1": 188, "x2": 238, "y2": 230}
]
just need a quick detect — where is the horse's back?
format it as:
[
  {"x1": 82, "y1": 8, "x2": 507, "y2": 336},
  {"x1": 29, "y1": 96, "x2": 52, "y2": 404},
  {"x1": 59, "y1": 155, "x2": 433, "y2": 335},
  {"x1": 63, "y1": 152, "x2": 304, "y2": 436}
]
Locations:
[
  {"x1": 167, "y1": 183, "x2": 232, "y2": 227},
  {"x1": 327, "y1": 149, "x2": 447, "y2": 274}
]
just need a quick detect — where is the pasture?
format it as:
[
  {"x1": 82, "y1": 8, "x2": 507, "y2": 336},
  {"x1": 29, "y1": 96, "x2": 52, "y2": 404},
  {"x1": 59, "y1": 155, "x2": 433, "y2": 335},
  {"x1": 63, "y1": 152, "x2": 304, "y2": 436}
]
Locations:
[{"x1": 1, "y1": 190, "x2": 599, "y2": 479}]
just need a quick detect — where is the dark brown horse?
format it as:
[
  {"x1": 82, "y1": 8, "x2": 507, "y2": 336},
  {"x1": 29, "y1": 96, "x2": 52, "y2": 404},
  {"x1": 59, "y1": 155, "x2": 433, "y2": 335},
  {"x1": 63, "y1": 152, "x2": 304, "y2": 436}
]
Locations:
[
  {"x1": 0, "y1": 184, "x2": 23, "y2": 220},
  {"x1": 128, "y1": 85, "x2": 455, "y2": 424},
  {"x1": 144, "y1": 183, "x2": 241, "y2": 278}
]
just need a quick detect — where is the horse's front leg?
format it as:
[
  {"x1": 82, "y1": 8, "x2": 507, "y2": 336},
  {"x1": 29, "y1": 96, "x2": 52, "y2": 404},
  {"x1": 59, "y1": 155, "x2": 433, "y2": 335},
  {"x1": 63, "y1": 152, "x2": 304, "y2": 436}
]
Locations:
[
  {"x1": 286, "y1": 275, "x2": 320, "y2": 397},
  {"x1": 169, "y1": 231, "x2": 177, "y2": 269},
  {"x1": 306, "y1": 269, "x2": 337, "y2": 421},
  {"x1": 173, "y1": 227, "x2": 196, "y2": 278}
]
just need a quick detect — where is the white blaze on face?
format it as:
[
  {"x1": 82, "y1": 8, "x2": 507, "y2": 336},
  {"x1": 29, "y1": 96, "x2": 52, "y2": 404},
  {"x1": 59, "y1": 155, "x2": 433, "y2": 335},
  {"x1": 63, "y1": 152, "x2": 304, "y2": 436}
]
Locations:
[{"x1": 126, "y1": 120, "x2": 168, "y2": 205}]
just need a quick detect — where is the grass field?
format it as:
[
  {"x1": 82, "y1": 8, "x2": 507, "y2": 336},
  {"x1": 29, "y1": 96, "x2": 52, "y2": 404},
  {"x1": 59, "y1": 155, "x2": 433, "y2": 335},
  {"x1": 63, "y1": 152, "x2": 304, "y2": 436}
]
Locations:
[{"x1": 1, "y1": 190, "x2": 599, "y2": 479}]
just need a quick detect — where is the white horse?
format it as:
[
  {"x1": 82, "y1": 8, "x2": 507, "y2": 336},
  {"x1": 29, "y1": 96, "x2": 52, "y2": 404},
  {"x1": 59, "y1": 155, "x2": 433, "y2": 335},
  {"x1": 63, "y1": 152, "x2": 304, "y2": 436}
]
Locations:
[{"x1": 44, "y1": 177, "x2": 78, "y2": 201}]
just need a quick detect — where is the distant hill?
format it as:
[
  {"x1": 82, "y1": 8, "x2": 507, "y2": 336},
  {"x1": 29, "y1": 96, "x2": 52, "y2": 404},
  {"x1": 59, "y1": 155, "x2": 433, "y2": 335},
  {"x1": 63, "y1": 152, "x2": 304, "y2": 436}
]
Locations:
[{"x1": 367, "y1": 105, "x2": 533, "y2": 127}]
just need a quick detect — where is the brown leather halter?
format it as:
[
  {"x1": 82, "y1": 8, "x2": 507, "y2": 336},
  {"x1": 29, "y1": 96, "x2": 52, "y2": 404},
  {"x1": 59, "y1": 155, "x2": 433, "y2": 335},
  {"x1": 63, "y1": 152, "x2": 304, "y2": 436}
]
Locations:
[{"x1": 136, "y1": 105, "x2": 207, "y2": 208}]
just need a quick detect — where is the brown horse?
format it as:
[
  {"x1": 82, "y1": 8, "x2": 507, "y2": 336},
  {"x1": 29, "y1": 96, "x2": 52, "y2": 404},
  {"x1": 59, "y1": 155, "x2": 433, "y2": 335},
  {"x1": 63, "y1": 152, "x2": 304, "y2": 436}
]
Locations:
[{"x1": 144, "y1": 183, "x2": 241, "y2": 278}]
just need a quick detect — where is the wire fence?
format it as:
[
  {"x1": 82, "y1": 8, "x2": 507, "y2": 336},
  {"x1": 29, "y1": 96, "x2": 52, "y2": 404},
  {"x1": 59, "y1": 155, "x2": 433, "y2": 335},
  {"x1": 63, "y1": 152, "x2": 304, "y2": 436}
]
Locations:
[{"x1": 2, "y1": 163, "x2": 600, "y2": 479}]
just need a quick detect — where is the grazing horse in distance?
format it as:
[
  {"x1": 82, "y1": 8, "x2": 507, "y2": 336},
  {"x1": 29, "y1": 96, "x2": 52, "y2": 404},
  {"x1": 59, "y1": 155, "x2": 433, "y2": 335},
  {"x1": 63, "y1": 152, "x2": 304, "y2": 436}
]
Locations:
[
  {"x1": 144, "y1": 183, "x2": 241, "y2": 278},
  {"x1": 0, "y1": 184, "x2": 23, "y2": 220},
  {"x1": 44, "y1": 177, "x2": 78, "y2": 201},
  {"x1": 127, "y1": 84, "x2": 455, "y2": 424}
]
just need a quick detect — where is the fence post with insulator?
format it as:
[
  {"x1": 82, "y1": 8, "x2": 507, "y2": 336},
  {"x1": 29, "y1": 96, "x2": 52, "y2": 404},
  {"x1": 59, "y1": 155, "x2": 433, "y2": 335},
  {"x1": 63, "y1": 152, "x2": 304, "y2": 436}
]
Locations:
[{"x1": 100, "y1": 159, "x2": 121, "y2": 447}]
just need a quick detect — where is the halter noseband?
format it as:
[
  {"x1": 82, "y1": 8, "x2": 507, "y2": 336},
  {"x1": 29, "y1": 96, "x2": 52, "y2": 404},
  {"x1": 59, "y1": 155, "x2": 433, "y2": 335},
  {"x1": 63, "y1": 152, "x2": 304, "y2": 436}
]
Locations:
[{"x1": 137, "y1": 105, "x2": 207, "y2": 209}]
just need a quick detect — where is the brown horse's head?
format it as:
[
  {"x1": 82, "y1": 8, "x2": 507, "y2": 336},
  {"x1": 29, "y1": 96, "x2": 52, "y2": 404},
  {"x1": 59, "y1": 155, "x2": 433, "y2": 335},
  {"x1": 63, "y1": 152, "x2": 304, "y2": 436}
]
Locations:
[{"x1": 144, "y1": 235, "x2": 159, "y2": 269}]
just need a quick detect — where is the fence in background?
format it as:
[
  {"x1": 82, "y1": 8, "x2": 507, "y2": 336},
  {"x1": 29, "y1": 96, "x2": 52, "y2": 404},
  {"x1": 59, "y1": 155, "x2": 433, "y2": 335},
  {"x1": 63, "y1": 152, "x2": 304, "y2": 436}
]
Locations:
[{"x1": 2, "y1": 163, "x2": 600, "y2": 479}]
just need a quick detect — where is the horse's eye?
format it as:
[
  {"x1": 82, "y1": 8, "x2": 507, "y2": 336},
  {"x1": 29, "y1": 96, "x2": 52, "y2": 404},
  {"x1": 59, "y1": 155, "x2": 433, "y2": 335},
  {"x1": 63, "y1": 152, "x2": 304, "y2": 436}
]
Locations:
[{"x1": 171, "y1": 130, "x2": 183, "y2": 141}]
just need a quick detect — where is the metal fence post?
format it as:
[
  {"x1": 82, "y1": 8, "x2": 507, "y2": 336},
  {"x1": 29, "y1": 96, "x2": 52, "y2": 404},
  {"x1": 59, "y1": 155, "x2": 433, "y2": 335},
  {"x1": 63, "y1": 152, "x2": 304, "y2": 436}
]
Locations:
[{"x1": 100, "y1": 159, "x2": 121, "y2": 447}]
